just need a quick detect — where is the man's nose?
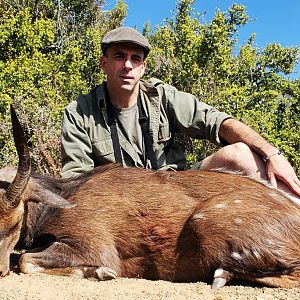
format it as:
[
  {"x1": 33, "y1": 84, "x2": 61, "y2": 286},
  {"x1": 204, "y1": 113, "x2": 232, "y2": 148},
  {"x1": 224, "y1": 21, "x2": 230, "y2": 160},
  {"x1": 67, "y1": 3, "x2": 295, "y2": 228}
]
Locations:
[{"x1": 123, "y1": 59, "x2": 133, "y2": 69}]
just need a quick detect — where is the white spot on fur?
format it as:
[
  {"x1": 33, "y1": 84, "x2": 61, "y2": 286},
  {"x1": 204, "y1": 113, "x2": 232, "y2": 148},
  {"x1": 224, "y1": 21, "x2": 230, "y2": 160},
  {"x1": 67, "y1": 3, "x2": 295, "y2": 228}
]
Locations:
[
  {"x1": 233, "y1": 217, "x2": 243, "y2": 225},
  {"x1": 252, "y1": 249, "x2": 260, "y2": 258},
  {"x1": 234, "y1": 199, "x2": 242, "y2": 203},
  {"x1": 231, "y1": 252, "x2": 243, "y2": 260},
  {"x1": 71, "y1": 268, "x2": 84, "y2": 278},
  {"x1": 215, "y1": 203, "x2": 226, "y2": 209},
  {"x1": 264, "y1": 239, "x2": 274, "y2": 246},
  {"x1": 22, "y1": 262, "x2": 45, "y2": 274},
  {"x1": 193, "y1": 213, "x2": 205, "y2": 220},
  {"x1": 214, "y1": 268, "x2": 224, "y2": 277}
]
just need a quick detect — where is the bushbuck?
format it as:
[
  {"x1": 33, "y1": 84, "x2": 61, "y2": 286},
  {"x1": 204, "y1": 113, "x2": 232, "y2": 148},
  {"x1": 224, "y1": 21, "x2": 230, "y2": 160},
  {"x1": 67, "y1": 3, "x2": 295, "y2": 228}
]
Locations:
[{"x1": 1, "y1": 106, "x2": 300, "y2": 289}]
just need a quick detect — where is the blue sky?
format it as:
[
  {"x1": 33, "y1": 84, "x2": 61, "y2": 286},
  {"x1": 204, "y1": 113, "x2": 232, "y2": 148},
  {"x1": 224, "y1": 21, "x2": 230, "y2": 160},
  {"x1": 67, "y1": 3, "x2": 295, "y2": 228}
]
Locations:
[{"x1": 105, "y1": 0, "x2": 300, "y2": 78}]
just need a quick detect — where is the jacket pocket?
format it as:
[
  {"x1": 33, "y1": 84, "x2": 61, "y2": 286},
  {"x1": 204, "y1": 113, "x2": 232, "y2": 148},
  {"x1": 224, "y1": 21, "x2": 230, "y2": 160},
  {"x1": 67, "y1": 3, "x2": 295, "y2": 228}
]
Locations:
[{"x1": 92, "y1": 137, "x2": 114, "y2": 163}]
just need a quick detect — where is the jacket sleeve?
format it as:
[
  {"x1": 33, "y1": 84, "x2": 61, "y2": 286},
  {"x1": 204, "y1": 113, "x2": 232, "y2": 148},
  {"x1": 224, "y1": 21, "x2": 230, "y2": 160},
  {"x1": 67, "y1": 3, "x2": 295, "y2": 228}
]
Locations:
[
  {"x1": 60, "y1": 102, "x2": 94, "y2": 179},
  {"x1": 163, "y1": 85, "x2": 232, "y2": 146}
]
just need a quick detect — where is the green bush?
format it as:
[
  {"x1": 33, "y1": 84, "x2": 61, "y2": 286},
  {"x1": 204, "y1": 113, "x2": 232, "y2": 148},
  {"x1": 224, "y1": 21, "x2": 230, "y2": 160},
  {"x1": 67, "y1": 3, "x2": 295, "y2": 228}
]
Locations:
[{"x1": 1, "y1": 0, "x2": 299, "y2": 177}]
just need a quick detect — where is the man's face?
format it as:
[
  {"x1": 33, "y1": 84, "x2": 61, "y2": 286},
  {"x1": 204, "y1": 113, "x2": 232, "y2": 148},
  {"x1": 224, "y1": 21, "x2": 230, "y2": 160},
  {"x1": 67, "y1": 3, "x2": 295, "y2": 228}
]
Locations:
[{"x1": 101, "y1": 42, "x2": 147, "y2": 93}]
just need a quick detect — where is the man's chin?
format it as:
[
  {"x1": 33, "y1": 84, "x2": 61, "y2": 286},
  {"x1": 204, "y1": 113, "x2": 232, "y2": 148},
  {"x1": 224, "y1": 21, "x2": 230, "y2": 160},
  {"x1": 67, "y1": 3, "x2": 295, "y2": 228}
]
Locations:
[
  {"x1": 119, "y1": 84, "x2": 133, "y2": 91},
  {"x1": 119, "y1": 82, "x2": 138, "y2": 92}
]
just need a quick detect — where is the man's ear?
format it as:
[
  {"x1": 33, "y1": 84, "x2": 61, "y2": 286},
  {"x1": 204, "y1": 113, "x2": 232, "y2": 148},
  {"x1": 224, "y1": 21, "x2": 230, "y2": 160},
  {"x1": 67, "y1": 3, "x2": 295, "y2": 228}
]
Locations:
[
  {"x1": 100, "y1": 55, "x2": 107, "y2": 73},
  {"x1": 141, "y1": 60, "x2": 147, "y2": 77},
  {"x1": 29, "y1": 179, "x2": 76, "y2": 209}
]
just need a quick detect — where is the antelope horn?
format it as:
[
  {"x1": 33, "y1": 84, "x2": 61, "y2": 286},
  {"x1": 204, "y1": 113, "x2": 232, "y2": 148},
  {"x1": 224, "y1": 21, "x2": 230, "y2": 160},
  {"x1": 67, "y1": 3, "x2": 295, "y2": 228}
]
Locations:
[{"x1": 1, "y1": 105, "x2": 31, "y2": 208}]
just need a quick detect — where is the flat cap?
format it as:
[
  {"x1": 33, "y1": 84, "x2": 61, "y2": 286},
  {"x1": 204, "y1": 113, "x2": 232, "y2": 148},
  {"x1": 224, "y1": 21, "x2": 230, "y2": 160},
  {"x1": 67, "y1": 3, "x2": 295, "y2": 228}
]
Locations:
[{"x1": 101, "y1": 27, "x2": 151, "y2": 57}]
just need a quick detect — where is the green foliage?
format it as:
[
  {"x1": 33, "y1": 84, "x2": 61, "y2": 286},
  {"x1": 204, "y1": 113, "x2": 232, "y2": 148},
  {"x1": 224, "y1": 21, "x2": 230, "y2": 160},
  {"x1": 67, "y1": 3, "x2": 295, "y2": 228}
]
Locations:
[
  {"x1": 0, "y1": 0, "x2": 127, "y2": 175},
  {"x1": 0, "y1": 0, "x2": 299, "y2": 177},
  {"x1": 145, "y1": 0, "x2": 300, "y2": 175}
]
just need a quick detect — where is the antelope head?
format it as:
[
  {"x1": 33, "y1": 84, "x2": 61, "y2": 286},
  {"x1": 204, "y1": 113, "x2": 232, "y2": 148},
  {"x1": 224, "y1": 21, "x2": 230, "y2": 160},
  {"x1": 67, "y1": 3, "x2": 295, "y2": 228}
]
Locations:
[{"x1": 0, "y1": 106, "x2": 30, "y2": 276}]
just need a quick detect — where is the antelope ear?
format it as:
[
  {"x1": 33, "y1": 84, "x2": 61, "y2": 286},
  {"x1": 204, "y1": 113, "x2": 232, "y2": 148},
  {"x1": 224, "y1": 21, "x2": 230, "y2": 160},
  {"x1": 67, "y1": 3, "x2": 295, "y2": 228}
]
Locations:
[
  {"x1": 29, "y1": 180, "x2": 76, "y2": 209},
  {"x1": 0, "y1": 167, "x2": 17, "y2": 182}
]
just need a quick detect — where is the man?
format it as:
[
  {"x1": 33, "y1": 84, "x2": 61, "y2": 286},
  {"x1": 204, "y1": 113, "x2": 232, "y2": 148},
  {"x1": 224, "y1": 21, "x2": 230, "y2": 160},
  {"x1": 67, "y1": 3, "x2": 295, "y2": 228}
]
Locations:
[{"x1": 61, "y1": 27, "x2": 300, "y2": 197}]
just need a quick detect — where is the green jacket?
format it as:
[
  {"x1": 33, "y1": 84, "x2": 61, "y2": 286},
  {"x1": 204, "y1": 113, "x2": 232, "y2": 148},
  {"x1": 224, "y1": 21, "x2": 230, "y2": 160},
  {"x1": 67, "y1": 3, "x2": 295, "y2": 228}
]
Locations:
[{"x1": 61, "y1": 79, "x2": 231, "y2": 178}]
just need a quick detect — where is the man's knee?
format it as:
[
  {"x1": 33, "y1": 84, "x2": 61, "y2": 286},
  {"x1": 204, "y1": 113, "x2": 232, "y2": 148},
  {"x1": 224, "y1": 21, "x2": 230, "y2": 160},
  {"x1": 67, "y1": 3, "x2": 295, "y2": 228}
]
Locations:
[
  {"x1": 222, "y1": 142, "x2": 253, "y2": 159},
  {"x1": 200, "y1": 142, "x2": 257, "y2": 172}
]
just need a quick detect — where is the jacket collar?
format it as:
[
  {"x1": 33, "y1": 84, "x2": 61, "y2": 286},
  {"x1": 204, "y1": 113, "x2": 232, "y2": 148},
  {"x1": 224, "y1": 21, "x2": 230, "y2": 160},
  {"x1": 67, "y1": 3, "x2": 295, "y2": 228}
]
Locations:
[
  {"x1": 95, "y1": 83, "x2": 106, "y2": 110},
  {"x1": 139, "y1": 80, "x2": 161, "y2": 148},
  {"x1": 95, "y1": 79, "x2": 161, "y2": 148}
]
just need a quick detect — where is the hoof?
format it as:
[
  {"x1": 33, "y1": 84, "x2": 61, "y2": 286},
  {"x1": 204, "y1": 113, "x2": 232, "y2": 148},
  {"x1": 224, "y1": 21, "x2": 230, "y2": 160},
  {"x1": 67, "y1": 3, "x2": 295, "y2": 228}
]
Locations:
[
  {"x1": 211, "y1": 268, "x2": 233, "y2": 289},
  {"x1": 212, "y1": 277, "x2": 227, "y2": 289},
  {"x1": 96, "y1": 266, "x2": 117, "y2": 281}
]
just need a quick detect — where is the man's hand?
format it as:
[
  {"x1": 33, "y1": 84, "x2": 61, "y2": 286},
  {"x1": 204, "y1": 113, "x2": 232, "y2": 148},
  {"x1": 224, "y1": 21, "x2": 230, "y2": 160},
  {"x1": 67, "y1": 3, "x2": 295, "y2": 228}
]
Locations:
[
  {"x1": 266, "y1": 153, "x2": 300, "y2": 197},
  {"x1": 219, "y1": 118, "x2": 300, "y2": 197}
]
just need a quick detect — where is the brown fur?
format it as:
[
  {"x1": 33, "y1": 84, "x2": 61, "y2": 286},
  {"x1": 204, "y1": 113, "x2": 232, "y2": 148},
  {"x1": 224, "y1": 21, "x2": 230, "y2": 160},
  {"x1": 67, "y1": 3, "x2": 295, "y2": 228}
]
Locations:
[
  {"x1": 2, "y1": 164, "x2": 298, "y2": 287},
  {"x1": 2, "y1": 106, "x2": 300, "y2": 288}
]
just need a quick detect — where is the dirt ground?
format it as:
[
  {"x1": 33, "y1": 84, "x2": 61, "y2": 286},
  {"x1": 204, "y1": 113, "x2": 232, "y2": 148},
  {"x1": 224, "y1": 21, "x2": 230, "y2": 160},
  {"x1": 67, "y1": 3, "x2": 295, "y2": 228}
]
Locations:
[{"x1": 0, "y1": 271, "x2": 300, "y2": 300}]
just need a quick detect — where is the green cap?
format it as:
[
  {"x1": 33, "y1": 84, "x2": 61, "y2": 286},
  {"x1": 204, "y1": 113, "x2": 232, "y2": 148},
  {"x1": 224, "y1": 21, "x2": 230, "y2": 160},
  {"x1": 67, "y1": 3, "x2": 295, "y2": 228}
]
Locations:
[{"x1": 101, "y1": 27, "x2": 151, "y2": 57}]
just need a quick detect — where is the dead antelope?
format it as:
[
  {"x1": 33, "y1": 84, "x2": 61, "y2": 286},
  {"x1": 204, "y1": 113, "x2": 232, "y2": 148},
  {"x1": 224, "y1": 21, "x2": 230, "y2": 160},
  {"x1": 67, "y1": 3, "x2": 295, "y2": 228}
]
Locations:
[{"x1": 1, "y1": 106, "x2": 300, "y2": 289}]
